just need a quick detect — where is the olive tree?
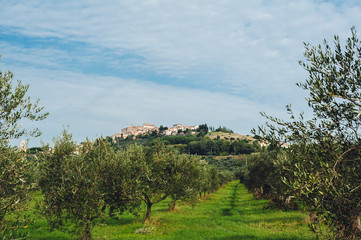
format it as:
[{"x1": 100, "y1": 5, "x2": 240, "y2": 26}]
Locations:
[
  {"x1": 126, "y1": 144, "x2": 204, "y2": 222},
  {"x1": 0, "y1": 60, "x2": 48, "y2": 143},
  {"x1": 256, "y1": 28, "x2": 361, "y2": 239},
  {"x1": 98, "y1": 143, "x2": 142, "y2": 218},
  {"x1": 194, "y1": 161, "x2": 222, "y2": 198},
  {"x1": 164, "y1": 153, "x2": 202, "y2": 212},
  {"x1": 0, "y1": 59, "x2": 48, "y2": 238},
  {"x1": 38, "y1": 131, "x2": 106, "y2": 240},
  {"x1": 0, "y1": 146, "x2": 32, "y2": 239},
  {"x1": 130, "y1": 144, "x2": 174, "y2": 222}
]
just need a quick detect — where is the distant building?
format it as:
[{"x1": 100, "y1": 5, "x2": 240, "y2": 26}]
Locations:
[
  {"x1": 19, "y1": 140, "x2": 26, "y2": 152},
  {"x1": 111, "y1": 123, "x2": 199, "y2": 141},
  {"x1": 143, "y1": 123, "x2": 157, "y2": 129},
  {"x1": 258, "y1": 140, "x2": 290, "y2": 149},
  {"x1": 164, "y1": 124, "x2": 199, "y2": 136},
  {"x1": 111, "y1": 123, "x2": 159, "y2": 142}
]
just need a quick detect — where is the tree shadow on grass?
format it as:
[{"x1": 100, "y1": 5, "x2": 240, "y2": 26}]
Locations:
[
  {"x1": 212, "y1": 235, "x2": 257, "y2": 240},
  {"x1": 222, "y1": 208, "x2": 233, "y2": 216},
  {"x1": 33, "y1": 236, "x2": 72, "y2": 240},
  {"x1": 235, "y1": 214, "x2": 307, "y2": 225},
  {"x1": 101, "y1": 215, "x2": 139, "y2": 226},
  {"x1": 212, "y1": 235, "x2": 310, "y2": 240}
]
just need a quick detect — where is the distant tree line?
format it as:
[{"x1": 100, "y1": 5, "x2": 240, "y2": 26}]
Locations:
[
  {"x1": 204, "y1": 156, "x2": 246, "y2": 182},
  {"x1": 185, "y1": 138, "x2": 259, "y2": 156}
]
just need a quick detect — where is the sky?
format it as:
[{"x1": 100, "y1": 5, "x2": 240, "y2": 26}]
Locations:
[{"x1": 1, "y1": 0, "x2": 361, "y2": 147}]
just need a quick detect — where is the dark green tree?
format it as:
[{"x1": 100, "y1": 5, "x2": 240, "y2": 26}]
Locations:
[
  {"x1": 159, "y1": 125, "x2": 168, "y2": 133},
  {"x1": 197, "y1": 124, "x2": 209, "y2": 136}
]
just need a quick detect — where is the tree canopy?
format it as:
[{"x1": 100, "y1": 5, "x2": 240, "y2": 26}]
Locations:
[
  {"x1": 0, "y1": 59, "x2": 48, "y2": 143},
  {"x1": 0, "y1": 59, "x2": 48, "y2": 239},
  {"x1": 256, "y1": 28, "x2": 361, "y2": 239}
]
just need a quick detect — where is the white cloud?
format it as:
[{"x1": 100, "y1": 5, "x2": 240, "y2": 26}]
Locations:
[
  {"x1": 8, "y1": 66, "x2": 289, "y2": 146},
  {"x1": 2, "y1": 1, "x2": 359, "y2": 82},
  {"x1": 1, "y1": 0, "x2": 361, "y2": 146}
]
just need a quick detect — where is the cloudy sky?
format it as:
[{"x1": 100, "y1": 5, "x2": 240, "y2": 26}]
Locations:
[{"x1": 1, "y1": 0, "x2": 361, "y2": 146}]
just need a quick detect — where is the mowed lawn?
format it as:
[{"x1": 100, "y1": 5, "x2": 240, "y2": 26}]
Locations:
[{"x1": 25, "y1": 181, "x2": 316, "y2": 240}]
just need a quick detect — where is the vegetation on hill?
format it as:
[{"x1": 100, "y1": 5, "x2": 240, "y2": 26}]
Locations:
[
  {"x1": 215, "y1": 125, "x2": 234, "y2": 133},
  {"x1": 109, "y1": 124, "x2": 260, "y2": 157}
]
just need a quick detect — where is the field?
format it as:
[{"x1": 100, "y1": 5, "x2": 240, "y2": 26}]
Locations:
[{"x1": 23, "y1": 181, "x2": 316, "y2": 240}]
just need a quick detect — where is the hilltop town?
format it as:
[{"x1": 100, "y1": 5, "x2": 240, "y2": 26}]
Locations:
[{"x1": 111, "y1": 123, "x2": 199, "y2": 141}]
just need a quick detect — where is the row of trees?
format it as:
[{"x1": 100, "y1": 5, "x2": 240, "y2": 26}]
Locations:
[
  {"x1": 2, "y1": 130, "x2": 231, "y2": 240},
  {"x1": 37, "y1": 132, "x2": 229, "y2": 239},
  {"x1": 239, "y1": 149, "x2": 287, "y2": 207},
  {"x1": 185, "y1": 138, "x2": 259, "y2": 156},
  {"x1": 244, "y1": 28, "x2": 361, "y2": 239}
]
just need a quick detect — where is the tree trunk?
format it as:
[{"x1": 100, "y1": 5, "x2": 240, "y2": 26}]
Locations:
[
  {"x1": 109, "y1": 205, "x2": 115, "y2": 218},
  {"x1": 144, "y1": 202, "x2": 152, "y2": 223},
  {"x1": 351, "y1": 214, "x2": 361, "y2": 233},
  {"x1": 285, "y1": 196, "x2": 293, "y2": 205},
  {"x1": 99, "y1": 204, "x2": 107, "y2": 218},
  {"x1": 309, "y1": 209, "x2": 316, "y2": 222},
  {"x1": 81, "y1": 220, "x2": 92, "y2": 240},
  {"x1": 168, "y1": 199, "x2": 176, "y2": 212}
]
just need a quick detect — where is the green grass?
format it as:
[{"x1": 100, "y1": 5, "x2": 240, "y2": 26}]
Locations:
[{"x1": 23, "y1": 181, "x2": 316, "y2": 239}]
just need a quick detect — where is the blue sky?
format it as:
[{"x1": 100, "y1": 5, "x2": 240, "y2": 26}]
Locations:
[{"x1": 1, "y1": 0, "x2": 361, "y2": 147}]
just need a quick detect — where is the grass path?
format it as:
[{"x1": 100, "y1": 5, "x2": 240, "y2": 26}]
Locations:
[{"x1": 26, "y1": 181, "x2": 316, "y2": 239}]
